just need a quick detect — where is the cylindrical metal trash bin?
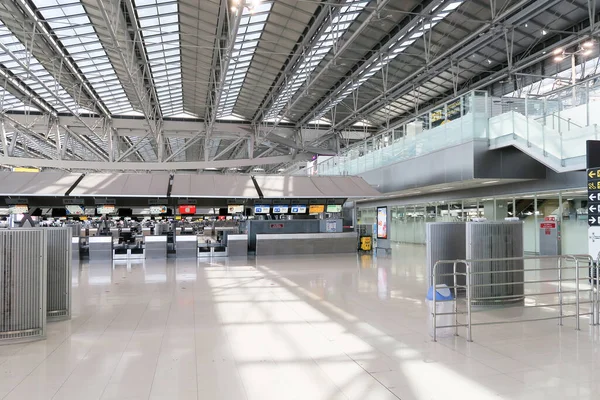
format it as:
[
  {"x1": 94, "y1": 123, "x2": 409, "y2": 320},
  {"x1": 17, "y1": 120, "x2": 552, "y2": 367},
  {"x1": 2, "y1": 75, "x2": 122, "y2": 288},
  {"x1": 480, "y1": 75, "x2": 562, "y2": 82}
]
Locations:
[{"x1": 0, "y1": 229, "x2": 47, "y2": 344}]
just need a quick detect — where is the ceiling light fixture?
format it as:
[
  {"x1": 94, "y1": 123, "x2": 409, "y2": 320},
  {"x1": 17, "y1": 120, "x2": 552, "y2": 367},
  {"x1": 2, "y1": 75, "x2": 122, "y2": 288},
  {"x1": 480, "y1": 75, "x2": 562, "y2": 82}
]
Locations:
[
  {"x1": 553, "y1": 48, "x2": 563, "y2": 55},
  {"x1": 542, "y1": 29, "x2": 547, "y2": 35},
  {"x1": 583, "y1": 39, "x2": 595, "y2": 48},
  {"x1": 487, "y1": 59, "x2": 492, "y2": 64},
  {"x1": 584, "y1": 49, "x2": 593, "y2": 56},
  {"x1": 553, "y1": 55, "x2": 564, "y2": 62}
]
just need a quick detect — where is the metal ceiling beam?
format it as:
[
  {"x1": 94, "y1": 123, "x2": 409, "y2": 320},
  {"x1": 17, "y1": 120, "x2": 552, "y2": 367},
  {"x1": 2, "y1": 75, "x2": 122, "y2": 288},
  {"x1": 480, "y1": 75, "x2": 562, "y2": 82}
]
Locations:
[
  {"x1": 0, "y1": 0, "x2": 107, "y2": 116},
  {"x1": 319, "y1": 0, "x2": 562, "y2": 132},
  {"x1": 0, "y1": 153, "x2": 312, "y2": 170},
  {"x1": 257, "y1": 0, "x2": 392, "y2": 142},
  {"x1": 251, "y1": 0, "x2": 337, "y2": 124},
  {"x1": 205, "y1": 2, "x2": 243, "y2": 161},
  {"x1": 0, "y1": 40, "x2": 109, "y2": 143},
  {"x1": 296, "y1": 0, "x2": 453, "y2": 127},
  {"x1": 96, "y1": 0, "x2": 162, "y2": 156},
  {"x1": 376, "y1": 30, "x2": 599, "y2": 138},
  {"x1": 211, "y1": 136, "x2": 248, "y2": 161}
]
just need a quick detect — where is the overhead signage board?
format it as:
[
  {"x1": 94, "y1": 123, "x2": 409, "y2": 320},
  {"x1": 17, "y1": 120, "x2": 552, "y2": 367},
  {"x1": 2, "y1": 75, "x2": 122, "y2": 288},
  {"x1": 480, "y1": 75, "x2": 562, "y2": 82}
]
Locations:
[
  {"x1": 587, "y1": 140, "x2": 600, "y2": 227},
  {"x1": 149, "y1": 206, "x2": 167, "y2": 215},
  {"x1": 228, "y1": 205, "x2": 244, "y2": 214}
]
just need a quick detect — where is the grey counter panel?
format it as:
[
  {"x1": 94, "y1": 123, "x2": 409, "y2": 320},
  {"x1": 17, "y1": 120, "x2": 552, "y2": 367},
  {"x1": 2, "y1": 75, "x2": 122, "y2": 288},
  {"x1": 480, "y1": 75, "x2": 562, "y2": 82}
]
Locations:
[
  {"x1": 228, "y1": 234, "x2": 248, "y2": 257},
  {"x1": 256, "y1": 233, "x2": 357, "y2": 256}
]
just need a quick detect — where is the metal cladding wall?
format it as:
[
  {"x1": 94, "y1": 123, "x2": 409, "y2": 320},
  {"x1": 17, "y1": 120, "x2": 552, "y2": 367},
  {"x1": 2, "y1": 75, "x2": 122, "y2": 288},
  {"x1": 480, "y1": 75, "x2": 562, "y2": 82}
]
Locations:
[
  {"x1": 426, "y1": 222, "x2": 466, "y2": 287},
  {"x1": 466, "y1": 221, "x2": 524, "y2": 305},
  {"x1": 45, "y1": 228, "x2": 72, "y2": 321},
  {"x1": 0, "y1": 229, "x2": 47, "y2": 343}
]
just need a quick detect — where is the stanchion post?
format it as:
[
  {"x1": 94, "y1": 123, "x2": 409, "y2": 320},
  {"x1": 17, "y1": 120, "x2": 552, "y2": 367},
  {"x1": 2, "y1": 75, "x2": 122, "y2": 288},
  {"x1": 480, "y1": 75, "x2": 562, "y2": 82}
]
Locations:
[
  {"x1": 575, "y1": 259, "x2": 580, "y2": 331},
  {"x1": 466, "y1": 261, "x2": 473, "y2": 342},
  {"x1": 558, "y1": 257, "x2": 563, "y2": 326},
  {"x1": 433, "y1": 262, "x2": 437, "y2": 342},
  {"x1": 453, "y1": 261, "x2": 458, "y2": 337}
]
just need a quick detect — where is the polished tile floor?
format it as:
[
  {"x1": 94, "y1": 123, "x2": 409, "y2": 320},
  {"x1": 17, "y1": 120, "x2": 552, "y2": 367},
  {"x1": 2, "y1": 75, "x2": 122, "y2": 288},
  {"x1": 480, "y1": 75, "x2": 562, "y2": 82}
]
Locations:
[{"x1": 1, "y1": 244, "x2": 599, "y2": 399}]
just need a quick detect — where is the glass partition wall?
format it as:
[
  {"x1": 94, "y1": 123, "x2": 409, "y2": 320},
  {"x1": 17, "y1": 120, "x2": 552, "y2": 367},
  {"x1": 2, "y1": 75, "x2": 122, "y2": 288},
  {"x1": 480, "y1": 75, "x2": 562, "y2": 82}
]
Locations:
[{"x1": 359, "y1": 188, "x2": 588, "y2": 255}]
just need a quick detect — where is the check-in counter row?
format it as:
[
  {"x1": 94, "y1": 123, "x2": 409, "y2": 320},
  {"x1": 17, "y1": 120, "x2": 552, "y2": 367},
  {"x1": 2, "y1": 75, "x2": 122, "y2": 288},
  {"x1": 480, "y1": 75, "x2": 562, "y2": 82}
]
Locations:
[
  {"x1": 255, "y1": 232, "x2": 357, "y2": 256},
  {"x1": 82, "y1": 234, "x2": 249, "y2": 260}
]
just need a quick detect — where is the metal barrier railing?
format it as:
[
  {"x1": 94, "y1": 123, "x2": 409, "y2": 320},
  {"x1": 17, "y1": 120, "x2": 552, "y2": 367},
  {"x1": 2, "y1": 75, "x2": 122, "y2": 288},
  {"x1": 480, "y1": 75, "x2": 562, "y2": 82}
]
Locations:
[{"x1": 431, "y1": 254, "x2": 597, "y2": 342}]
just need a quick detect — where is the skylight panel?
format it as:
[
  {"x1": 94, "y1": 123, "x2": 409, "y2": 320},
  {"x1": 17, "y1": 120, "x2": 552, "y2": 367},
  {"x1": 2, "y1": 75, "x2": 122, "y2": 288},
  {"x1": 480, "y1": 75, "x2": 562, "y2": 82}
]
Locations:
[
  {"x1": 263, "y1": 0, "x2": 368, "y2": 121},
  {"x1": 217, "y1": 1, "x2": 273, "y2": 118},
  {"x1": 313, "y1": 0, "x2": 464, "y2": 121},
  {"x1": 31, "y1": 0, "x2": 134, "y2": 115},
  {"x1": 0, "y1": 22, "x2": 86, "y2": 114},
  {"x1": 134, "y1": 0, "x2": 183, "y2": 116}
]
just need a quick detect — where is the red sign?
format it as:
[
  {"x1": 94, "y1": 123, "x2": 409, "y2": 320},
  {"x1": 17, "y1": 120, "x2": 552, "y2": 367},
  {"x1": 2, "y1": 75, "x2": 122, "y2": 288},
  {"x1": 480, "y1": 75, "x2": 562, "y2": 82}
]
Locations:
[
  {"x1": 540, "y1": 222, "x2": 556, "y2": 229},
  {"x1": 270, "y1": 223, "x2": 284, "y2": 229},
  {"x1": 179, "y1": 205, "x2": 196, "y2": 215},
  {"x1": 544, "y1": 216, "x2": 556, "y2": 221}
]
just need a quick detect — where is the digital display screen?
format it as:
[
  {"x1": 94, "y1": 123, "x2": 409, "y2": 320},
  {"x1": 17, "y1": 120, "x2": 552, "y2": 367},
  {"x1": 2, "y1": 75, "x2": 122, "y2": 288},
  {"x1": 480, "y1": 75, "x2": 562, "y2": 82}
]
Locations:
[
  {"x1": 228, "y1": 205, "x2": 244, "y2": 214},
  {"x1": 272, "y1": 206, "x2": 289, "y2": 214},
  {"x1": 9, "y1": 205, "x2": 28, "y2": 215},
  {"x1": 309, "y1": 205, "x2": 325, "y2": 213},
  {"x1": 65, "y1": 205, "x2": 84, "y2": 215},
  {"x1": 97, "y1": 205, "x2": 115, "y2": 215},
  {"x1": 326, "y1": 205, "x2": 343, "y2": 213},
  {"x1": 377, "y1": 207, "x2": 387, "y2": 239},
  {"x1": 150, "y1": 206, "x2": 167, "y2": 215},
  {"x1": 179, "y1": 205, "x2": 196, "y2": 215},
  {"x1": 254, "y1": 205, "x2": 270, "y2": 214},
  {"x1": 291, "y1": 205, "x2": 306, "y2": 214}
]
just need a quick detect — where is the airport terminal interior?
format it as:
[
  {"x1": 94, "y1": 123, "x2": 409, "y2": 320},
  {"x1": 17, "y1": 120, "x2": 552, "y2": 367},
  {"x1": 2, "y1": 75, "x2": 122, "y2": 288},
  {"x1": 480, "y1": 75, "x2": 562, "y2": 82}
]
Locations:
[{"x1": 2, "y1": 0, "x2": 600, "y2": 399}]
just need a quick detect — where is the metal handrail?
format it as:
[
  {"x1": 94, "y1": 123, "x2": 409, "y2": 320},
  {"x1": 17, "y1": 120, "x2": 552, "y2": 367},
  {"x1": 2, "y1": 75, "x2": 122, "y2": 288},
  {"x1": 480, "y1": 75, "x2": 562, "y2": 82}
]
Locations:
[{"x1": 431, "y1": 254, "x2": 597, "y2": 342}]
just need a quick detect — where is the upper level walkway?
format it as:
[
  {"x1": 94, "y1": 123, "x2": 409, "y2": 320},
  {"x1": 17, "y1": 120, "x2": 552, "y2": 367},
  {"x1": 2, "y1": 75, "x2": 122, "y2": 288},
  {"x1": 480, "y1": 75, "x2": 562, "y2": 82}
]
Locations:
[{"x1": 312, "y1": 80, "x2": 600, "y2": 176}]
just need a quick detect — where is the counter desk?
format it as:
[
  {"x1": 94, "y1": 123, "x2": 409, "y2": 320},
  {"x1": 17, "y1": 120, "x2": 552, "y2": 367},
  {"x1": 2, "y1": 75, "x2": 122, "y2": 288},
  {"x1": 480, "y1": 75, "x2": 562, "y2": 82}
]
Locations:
[
  {"x1": 145, "y1": 235, "x2": 167, "y2": 259},
  {"x1": 176, "y1": 234, "x2": 198, "y2": 258},
  {"x1": 255, "y1": 232, "x2": 357, "y2": 256},
  {"x1": 89, "y1": 236, "x2": 112, "y2": 260}
]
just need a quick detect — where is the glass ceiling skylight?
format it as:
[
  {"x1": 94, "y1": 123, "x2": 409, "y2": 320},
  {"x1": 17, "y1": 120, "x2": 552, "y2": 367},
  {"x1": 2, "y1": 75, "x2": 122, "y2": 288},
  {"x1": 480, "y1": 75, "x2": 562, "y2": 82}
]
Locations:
[
  {"x1": 264, "y1": 0, "x2": 368, "y2": 121},
  {"x1": 0, "y1": 22, "x2": 89, "y2": 114},
  {"x1": 217, "y1": 1, "x2": 273, "y2": 118},
  {"x1": 314, "y1": 0, "x2": 464, "y2": 121},
  {"x1": 32, "y1": 0, "x2": 135, "y2": 115},
  {"x1": 0, "y1": 87, "x2": 32, "y2": 112},
  {"x1": 134, "y1": 0, "x2": 183, "y2": 116}
]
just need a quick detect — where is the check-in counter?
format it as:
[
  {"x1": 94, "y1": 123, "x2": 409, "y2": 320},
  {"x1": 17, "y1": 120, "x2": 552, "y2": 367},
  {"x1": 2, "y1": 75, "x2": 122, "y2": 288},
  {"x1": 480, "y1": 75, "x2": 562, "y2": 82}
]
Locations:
[
  {"x1": 89, "y1": 236, "x2": 113, "y2": 260},
  {"x1": 176, "y1": 235, "x2": 198, "y2": 258},
  {"x1": 255, "y1": 232, "x2": 357, "y2": 256},
  {"x1": 145, "y1": 235, "x2": 167, "y2": 259},
  {"x1": 227, "y1": 234, "x2": 248, "y2": 257},
  {"x1": 71, "y1": 237, "x2": 80, "y2": 259},
  {"x1": 197, "y1": 242, "x2": 228, "y2": 258}
]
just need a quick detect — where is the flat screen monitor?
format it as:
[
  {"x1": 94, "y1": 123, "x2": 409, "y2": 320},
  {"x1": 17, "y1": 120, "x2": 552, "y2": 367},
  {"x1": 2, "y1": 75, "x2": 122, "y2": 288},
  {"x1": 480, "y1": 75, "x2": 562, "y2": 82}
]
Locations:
[
  {"x1": 179, "y1": 205, "x2": 196, "y2": 215},
  {"x1": 291, "y1": 205, "x2": 306, "y2": 214},
  {"x1": 8, "y1": 205, "x2": 28, "y2": 215},
  {"x1": 228, "y1": 205, "x2": 244, "y2": 214},
  {"x1": 377, "y1": 206, "x2": 388, "y2": 239},
  {"x1": 272, "y1": 206, "x2": 289, "y2": 214},
  {"x1": 254, "y1": 205, "x2": 270, "y2": 214},
  {"x1": 309, "y1": 205, "x2": 325, "y2": 213},
  {"x1": 326, "y1": 205, "x2": 343, "y2": 213},
  {"x1": 97, "y1": 205, "x2": 115, "y2": 215},
  {"x1": 65, "y1": 205, "x2": 84, "y2": 215}
]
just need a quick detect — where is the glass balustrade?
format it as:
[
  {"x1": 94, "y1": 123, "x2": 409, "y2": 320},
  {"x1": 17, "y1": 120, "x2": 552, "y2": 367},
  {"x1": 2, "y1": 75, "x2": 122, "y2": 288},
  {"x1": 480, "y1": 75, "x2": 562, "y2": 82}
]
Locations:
[{"x1": 312, "y1": 78, "x2": 600, "y2": 176}]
